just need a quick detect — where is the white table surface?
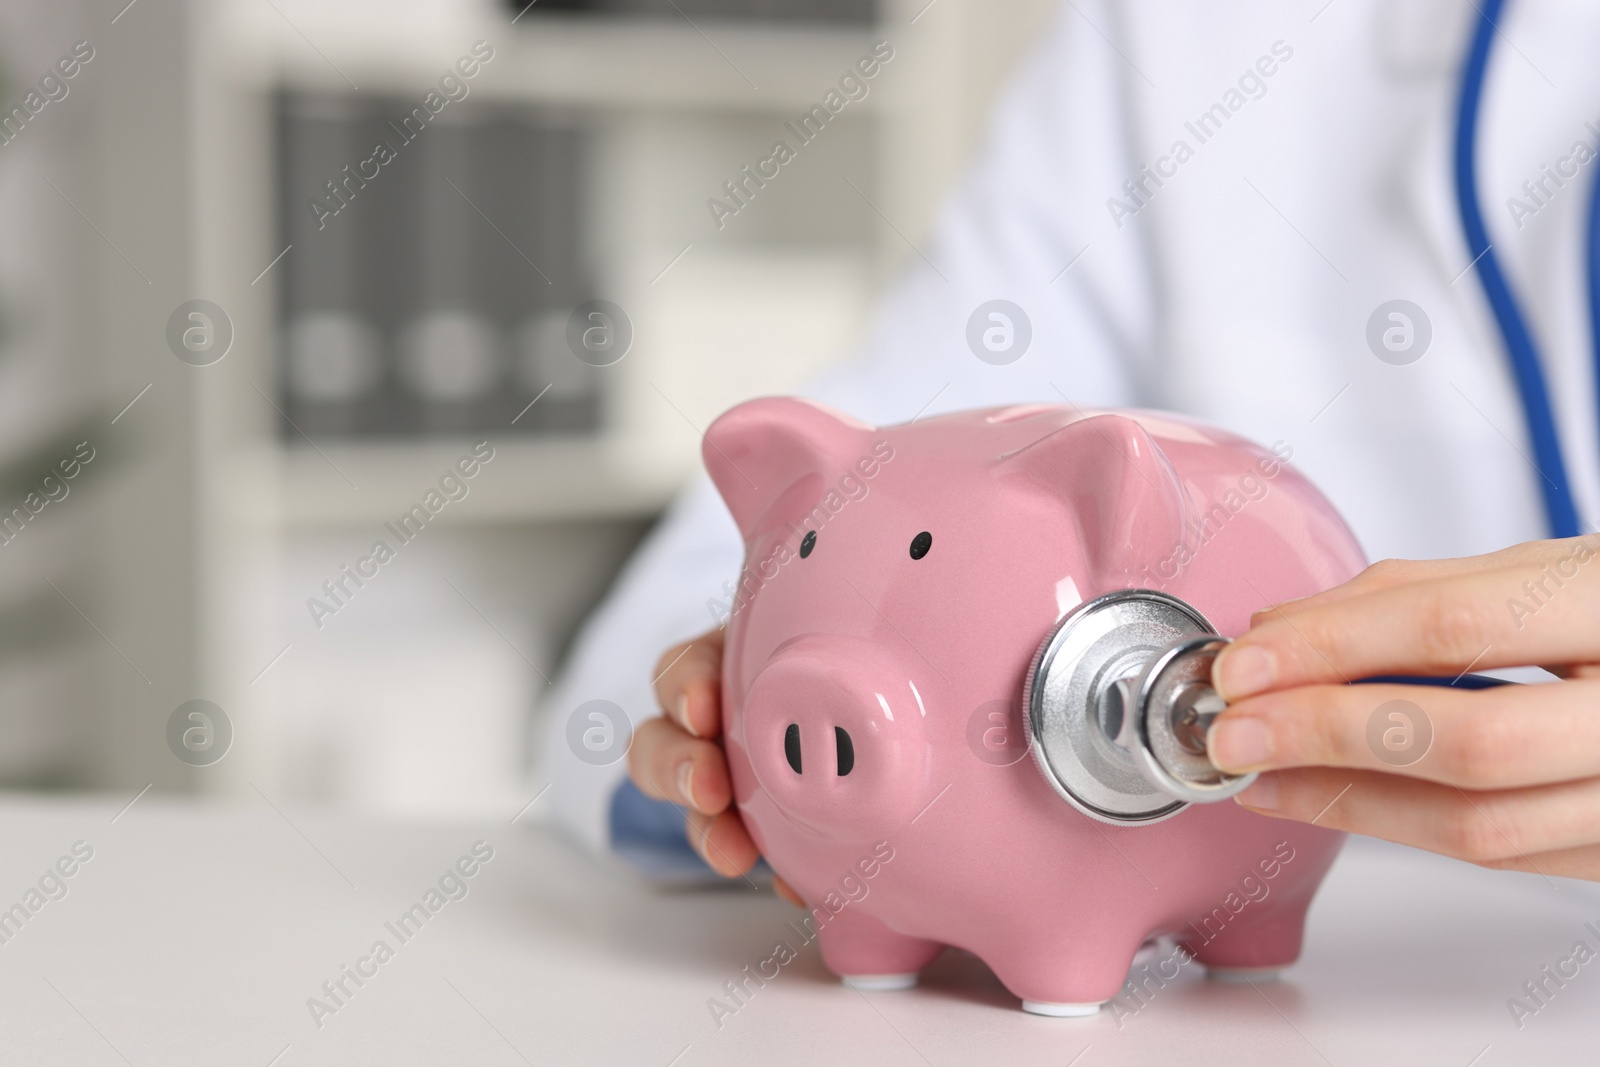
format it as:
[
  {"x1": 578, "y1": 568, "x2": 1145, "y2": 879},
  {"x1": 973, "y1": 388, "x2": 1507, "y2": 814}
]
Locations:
[{"x1": 0, "y1": 793, "x2": 1595, "y2": 1066}]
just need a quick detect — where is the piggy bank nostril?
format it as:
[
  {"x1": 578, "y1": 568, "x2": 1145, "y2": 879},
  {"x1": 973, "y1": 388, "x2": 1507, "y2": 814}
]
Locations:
[
  {"x1": 835, "y1": 726, "x2": 854, "y2": 776},
  {"x1": 785, "y1": 723, "x2": 802, "y2": 774}
]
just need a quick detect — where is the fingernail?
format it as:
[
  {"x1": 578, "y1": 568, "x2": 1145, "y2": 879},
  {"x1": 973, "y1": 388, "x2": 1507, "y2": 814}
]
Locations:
[
  {"x1": 691, "y1": 820, "x2": 724, "y2": 874},
  {"x1": 1216, "y1": 645, "x2": 1276, "y2": 699},
  {"x1": 687, "y1": 820, "x2": 711, "y2": 864},
  {"x1": 677, "y1": 760, "x2": 697, "y2": 809},
  {"x1": 1208, "y1": 716, "x2": 1273, "y2": 771},
  {"x1": 676, "y1": 693, "x2": 701, "y2": 738},
  {"x1": 1234, "y1": 775, "x2": 1280, "y2": 811}
]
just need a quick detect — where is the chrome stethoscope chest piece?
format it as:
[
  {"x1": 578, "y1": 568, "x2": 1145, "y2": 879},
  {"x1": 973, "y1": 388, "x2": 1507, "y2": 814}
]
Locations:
[
  {"x1": 1023, "y1": 589, "x2": 1256, "y2": 825},
  {"x1": 1132, "y1": 635, "x2": 1257, "y2": 804}
]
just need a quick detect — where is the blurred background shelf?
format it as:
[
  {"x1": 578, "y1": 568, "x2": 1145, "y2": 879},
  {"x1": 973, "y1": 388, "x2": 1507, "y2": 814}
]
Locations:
[
  {"x1": 279, "y1": 438, "x2": 682, "y2": 525},
  {"x1": 215, "y1": 6, "x2": 890, "y2": 112},
  {"x1": 0, "y1": 0, "x2": 1057, "y2": 815}
]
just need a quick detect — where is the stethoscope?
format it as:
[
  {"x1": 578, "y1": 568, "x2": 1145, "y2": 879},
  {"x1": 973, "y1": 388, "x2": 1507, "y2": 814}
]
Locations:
[
  {"x1": 1025, "y1": 6, "x2": 1544, "y2": 821},
  {"x1": 1022, "y1": 590, "x2": 1507, "y2": 825},
  {"x1": 1024, "y1": 590, "x2": 1240, "y2": 824},
  {"x1": 1456, "y1": 0, "x2": 1589, "y2": 539}
]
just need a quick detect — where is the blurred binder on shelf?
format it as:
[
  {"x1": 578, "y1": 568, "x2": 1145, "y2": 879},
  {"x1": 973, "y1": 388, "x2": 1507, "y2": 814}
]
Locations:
[{"x1": 276, "y1": 93, "x2": 601, "y2": 441}]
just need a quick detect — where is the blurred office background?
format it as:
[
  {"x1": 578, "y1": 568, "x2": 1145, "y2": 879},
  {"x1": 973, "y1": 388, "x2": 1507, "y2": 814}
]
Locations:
[{"x1": 0, "y1": 0, "x2": 1052, "y2": 815}]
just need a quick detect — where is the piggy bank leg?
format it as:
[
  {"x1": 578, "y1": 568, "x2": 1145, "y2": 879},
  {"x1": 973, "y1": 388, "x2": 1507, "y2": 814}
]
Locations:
[
  {"x1": 815, "y1": 908, "x2": 944, "y2": 991},
  {"x1": 1183, "y1": 900, "x2": 1309, "y2": 981},
  {"x1": 988, "y1": 932, "x2": 1149, "y2": 1017}
]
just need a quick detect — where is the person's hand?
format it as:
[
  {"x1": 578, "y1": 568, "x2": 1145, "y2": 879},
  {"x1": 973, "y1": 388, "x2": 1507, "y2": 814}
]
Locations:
[
  {"x1": 629, "y1": 627, "x2": 803, "y2": 904},
  {"x1": 1207, "y1": 536, "x2": 1600, "y2": 882}
]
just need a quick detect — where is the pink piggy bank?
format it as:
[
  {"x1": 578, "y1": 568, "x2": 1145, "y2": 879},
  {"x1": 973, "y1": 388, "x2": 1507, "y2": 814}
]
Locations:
[{"x1": 704, "y1": 398, "x2": 1366, "y2": 1016}]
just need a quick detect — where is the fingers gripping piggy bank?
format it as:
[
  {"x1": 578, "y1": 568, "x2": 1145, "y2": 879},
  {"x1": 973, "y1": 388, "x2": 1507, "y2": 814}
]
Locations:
[{"x1": 703, "y1": 398, "x2": 1365, "y2": 1016}]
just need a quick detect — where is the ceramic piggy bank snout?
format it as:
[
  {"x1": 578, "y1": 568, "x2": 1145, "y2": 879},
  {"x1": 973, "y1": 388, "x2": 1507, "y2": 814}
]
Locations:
[
  {"x1": 703, "y1": 397, "x2": 1366, "y2": 1015},
  {"x1": 744, "y1": 636, "x2": 929, "y2": 837}
]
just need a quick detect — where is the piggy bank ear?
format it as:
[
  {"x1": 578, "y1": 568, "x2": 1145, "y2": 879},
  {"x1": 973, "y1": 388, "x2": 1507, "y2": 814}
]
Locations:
[
  {"x1": 1006, "y1": 413, "x2": 1188, "y2": 591},
  {"x1": 703, "y1": 397, "x2": 875, "y2": 539}
]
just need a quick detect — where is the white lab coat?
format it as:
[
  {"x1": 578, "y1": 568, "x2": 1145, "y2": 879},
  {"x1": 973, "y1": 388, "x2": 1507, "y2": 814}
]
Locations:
[{"x1": 537, "y1": 0, "x2": 1600, "y2": 855}]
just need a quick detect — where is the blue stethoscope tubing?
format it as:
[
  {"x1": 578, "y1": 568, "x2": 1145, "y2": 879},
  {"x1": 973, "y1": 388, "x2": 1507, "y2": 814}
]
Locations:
[
  {"x1": 1368, "y1": 0, "x2": 1588, "y2": 696},
  {"x1": 1324, "y1": 2, "x2": 1561, "y2": 697},
  {"x1": 1453, "y1": 0, "x2": 1584, "y2": 539}
]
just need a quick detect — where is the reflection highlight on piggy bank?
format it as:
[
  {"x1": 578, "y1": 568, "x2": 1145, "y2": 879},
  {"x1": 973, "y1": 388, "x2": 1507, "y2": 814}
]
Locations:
[{"x1": 704, "y1": 398, "x2": 1366, "y2": 1016}]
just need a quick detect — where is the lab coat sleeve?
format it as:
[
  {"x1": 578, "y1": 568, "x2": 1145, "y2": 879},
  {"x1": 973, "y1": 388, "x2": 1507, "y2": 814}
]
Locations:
[{"x1": 533, "y1": 0, "x2": 1158, "y2": 867}]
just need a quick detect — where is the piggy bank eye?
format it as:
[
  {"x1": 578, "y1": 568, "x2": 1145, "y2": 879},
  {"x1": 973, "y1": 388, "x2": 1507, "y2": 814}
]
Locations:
[
  {"x1": 799, "y1": 530, "x2": 817, "y2": 559},
  {"x1": 909, "y1": 531, "x2": 932, "y2": 560}
]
